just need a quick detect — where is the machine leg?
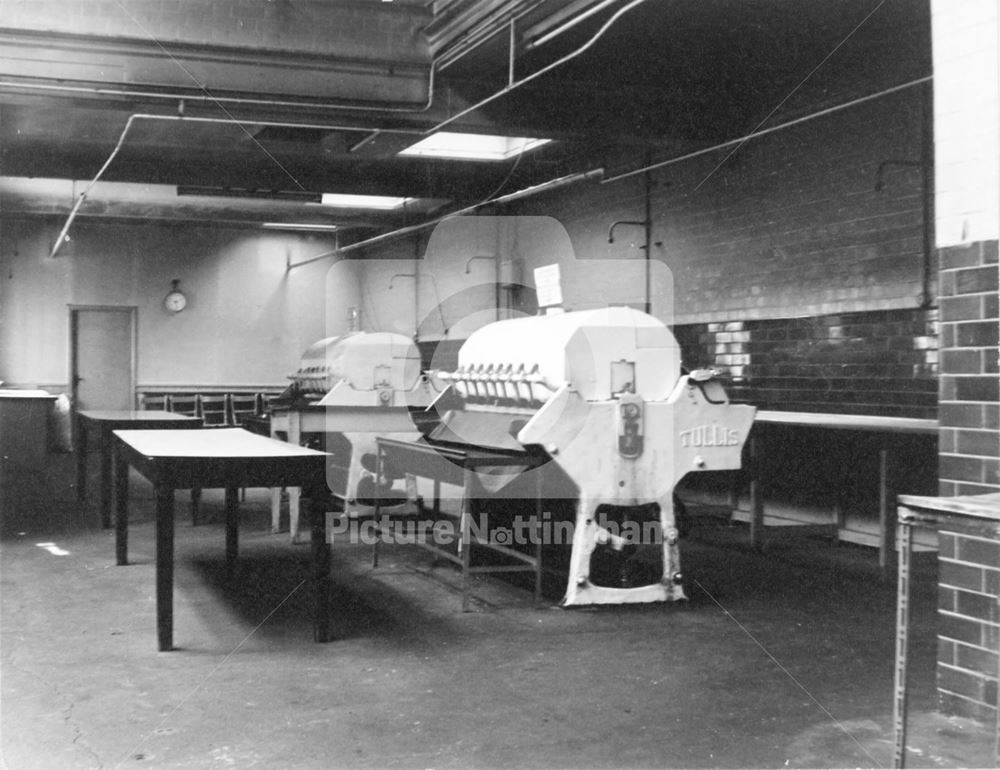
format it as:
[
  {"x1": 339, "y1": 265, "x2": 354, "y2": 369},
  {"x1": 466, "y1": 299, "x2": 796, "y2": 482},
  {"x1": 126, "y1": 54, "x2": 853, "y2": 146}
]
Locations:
[
  {"x1": 661, "y1": 493, "x2": 686, "y2": 601},
  {"x1": 562, "y1": 494, "x2": 595, "y2": 605},
  {"x1": 225, "y1": 486, "x2": 239, "y2": 579},
  {"x1": 155, "y1": 485, "x2": 175, "y2": 652}
]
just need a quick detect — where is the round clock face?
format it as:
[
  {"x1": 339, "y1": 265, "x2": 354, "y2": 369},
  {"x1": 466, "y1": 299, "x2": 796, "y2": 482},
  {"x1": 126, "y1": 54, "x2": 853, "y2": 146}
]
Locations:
[{"x1": 164, "y1": 290, "x2": 187, "y2": 313}]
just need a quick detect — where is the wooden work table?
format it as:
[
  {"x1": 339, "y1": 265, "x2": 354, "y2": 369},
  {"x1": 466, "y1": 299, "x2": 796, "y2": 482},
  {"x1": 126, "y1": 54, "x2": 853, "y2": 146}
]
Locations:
[
  {"x1": 745, "y1": 410, "x2": 939, "y2": 568},
  {"x1": 76, "y1": 410, "x2": 202, "y2": 527},
  {"x1": 112, "y1": 428, "x2": 330, "y2": 651},
  {"x1": 754, "y1": 410, "x2": 938, "y2": 434}
]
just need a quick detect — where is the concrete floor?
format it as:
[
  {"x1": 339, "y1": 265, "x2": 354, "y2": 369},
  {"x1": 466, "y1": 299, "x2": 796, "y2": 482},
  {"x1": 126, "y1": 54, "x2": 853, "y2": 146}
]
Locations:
[{"x1": 1, "y1": 452, "x2": 996, "y2": 769}]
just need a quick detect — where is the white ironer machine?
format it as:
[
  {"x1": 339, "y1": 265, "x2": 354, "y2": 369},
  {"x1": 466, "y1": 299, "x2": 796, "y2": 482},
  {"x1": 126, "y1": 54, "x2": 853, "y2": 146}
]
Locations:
[
  {"x1": 421, "y1": 306, "x2": 756, "y2": 606},
  {"x1": 270, "y1": 332, "x2": 434, "y2": 540}
]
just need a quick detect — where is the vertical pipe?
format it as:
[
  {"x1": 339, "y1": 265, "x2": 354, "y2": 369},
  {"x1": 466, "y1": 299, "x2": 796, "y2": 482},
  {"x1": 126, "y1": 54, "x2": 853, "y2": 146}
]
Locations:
[
  {"x1": 414, "y1": 268, "x2": 420, "y2": 340},
  {"x1": 919, "y1": 81, "x2": 934, "y2": 308},
  {"x1": 644, "y1": 167, "x2": 653, "y2": 315},
  {"x1": 508, "y1": 20, "x2": 516, "y2": 86}
]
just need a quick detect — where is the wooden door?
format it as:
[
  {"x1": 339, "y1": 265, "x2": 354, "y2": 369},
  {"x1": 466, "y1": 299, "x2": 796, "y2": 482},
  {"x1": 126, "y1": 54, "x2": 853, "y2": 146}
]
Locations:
[{"x1": 70, "y1": 306, "x2": 136, "y2": 412}]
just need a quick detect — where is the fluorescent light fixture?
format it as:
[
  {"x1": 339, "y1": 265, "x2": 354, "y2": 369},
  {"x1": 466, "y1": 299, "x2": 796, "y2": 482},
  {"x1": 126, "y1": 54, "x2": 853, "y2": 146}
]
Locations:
[
  {"x1": 320, "y1": 193, "x2": 412, "y2": 209},
  {"x1": 262, "y1": 223, "x2": 340, "y2": 231},
  {"x1": 398, "y1": 132, "x2": 551, "y2": 161}
]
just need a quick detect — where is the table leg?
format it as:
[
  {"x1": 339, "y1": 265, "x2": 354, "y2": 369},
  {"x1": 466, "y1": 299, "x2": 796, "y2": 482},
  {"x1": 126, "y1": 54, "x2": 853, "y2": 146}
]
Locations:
[
  {"x1": 99, "y1": 426, "x2": 113, "y2": 528},
  {"x1": 372, "y1": 445, "x2": 383, "y2": 569},
  {"x1": 114, "y1": 444, "x2": 129, "y2": 566},
  {"x1": 75, "y1": 414, "x2": 87, "y2": 502},
  {"x1": 225, "y1": 486, "x2": 239, "y2": 578},
  {"x1": 288, "y1": 411, "x2": 302, "y2": 542},
  {"x1": 190, "y1": 486, "x2": 202, "y2": 526},
  {"x1": 312, "y1": 497, "x2": 332, "y2": 643},
  {"x1": 155, "y1": 484, "x2": 176, "y2": 652},
  {"x1": 749, "y1": 434, "x2": 764, "y2": 551},
  {"x1": 879, "y1": 448, "x2": 894, "y2": 575},
  {"x1": 270, "y1": 487, "x2": 283, "y2": 533},
  {"x1": 460, "y1": 467, "x2": 473, "y2": 612},
  {"x1": 270, "y1": 418, "x2": 283, "y2": 533},
  {"x1": 534, "y1": 470, "x2": 543, "y2": 606}
]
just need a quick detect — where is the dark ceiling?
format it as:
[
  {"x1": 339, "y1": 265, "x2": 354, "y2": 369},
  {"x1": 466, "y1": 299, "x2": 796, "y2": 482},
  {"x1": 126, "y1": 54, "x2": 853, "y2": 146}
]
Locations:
[{"x1": 0, "y1": 0, "x2": 931, "y2": 246}]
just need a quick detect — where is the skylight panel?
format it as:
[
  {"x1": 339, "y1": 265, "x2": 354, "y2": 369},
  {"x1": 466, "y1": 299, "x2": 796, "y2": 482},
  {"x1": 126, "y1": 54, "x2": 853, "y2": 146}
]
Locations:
[{"x1": 399, "y1": 132, "x2": 551, "y2": 161}]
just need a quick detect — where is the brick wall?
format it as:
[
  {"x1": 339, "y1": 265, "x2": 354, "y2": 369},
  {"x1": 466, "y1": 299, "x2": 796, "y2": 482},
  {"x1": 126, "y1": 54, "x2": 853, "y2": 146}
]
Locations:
[
  {"x1": 937, "y1": 526, "x2": 1000, "y2": 721},
  {"x1": 937, "y1": 241, "x2": 1000, "y2": 495},
  {"x1": 674, "y1": 307, "x2": 939, "y2": 418},
  {"x1": 517, "y1": 85, "x2": 931, "y2": 325}
]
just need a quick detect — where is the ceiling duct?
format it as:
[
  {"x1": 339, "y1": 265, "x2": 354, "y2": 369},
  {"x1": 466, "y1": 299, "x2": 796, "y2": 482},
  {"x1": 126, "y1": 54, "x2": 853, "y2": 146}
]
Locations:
[
  {"x1": 175, "y1": 186, "x2": 321, "y2": 203},
  {"x1": 251, "y1": 126, "x2": 334, "y2": 144}
]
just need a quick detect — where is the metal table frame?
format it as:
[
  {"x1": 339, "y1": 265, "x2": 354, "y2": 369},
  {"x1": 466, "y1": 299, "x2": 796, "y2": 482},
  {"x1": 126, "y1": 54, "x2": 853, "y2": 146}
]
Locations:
[
  {"x1": 373, "y1": 436, "x2": 545, "y2": 611},
  {"x1": 76, "y1": 410, "x2": 202, "y2": 528},
  {"x1": 893, "y1": 493, "x2": 1000, "y2": 769},
  {"x1": 112, "y1": 428, "x2": 330, "y2": 651}
]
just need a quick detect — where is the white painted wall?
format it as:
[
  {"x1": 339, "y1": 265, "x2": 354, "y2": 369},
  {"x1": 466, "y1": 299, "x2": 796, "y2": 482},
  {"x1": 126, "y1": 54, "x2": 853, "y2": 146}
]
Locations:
[{"x1": 931, "y1": 0, "x2": 1000, "y2": 246}]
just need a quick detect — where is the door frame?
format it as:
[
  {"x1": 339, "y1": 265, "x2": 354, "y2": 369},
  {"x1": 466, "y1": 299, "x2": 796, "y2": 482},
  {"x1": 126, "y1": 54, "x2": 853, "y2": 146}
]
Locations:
[{"x1": 69, "y1": 304, "x2": 138, "y2": 411}]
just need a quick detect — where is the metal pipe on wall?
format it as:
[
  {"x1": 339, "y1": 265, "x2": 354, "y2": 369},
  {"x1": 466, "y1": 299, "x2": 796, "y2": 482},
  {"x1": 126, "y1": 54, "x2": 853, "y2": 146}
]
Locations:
[
  {"x1": 42, "y1": 111, "x2": 426, "y2": 259},
  {"x1": 288, "y1": 168, "x2": 604, "y2": 269},
  {"x1": 600, "y1": 76, "x2": 933, "y2": 186},
  {"x1": 40, "y1": 1, "x2": 649, "y2": 259}
]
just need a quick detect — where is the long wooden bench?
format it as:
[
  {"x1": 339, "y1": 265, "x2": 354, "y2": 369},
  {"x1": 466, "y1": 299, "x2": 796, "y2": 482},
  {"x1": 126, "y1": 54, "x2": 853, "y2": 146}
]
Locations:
[{"x1": 740, "y1": 411, "x2": 939, "y2": 570}]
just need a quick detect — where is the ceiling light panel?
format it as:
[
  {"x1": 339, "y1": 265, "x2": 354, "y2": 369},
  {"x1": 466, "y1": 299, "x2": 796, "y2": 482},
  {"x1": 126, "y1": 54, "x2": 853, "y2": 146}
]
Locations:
[
  {"x1": 399, "y1": 131, "x2": 551, "y2": 161},
  {"x1": 319, "y1": 193, "x2": 414, "y2": 209}
]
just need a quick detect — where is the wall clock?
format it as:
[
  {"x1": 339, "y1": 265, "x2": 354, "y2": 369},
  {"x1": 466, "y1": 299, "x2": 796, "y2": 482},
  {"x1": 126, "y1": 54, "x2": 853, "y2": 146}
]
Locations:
[{"x1": 164, "y1": 279, "x2": 187, "y2": 313}]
